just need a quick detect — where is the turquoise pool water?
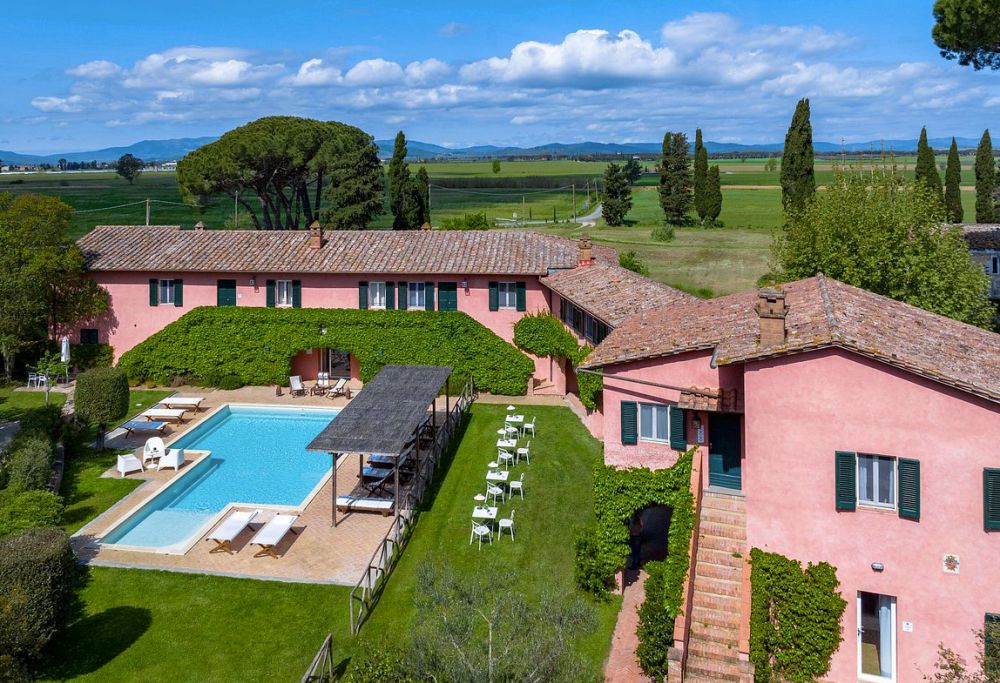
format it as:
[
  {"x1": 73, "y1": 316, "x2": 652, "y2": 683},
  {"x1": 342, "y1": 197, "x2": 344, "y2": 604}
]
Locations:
[{"x1": 101, "y1": 405, "x2": 338, "y2": 551}]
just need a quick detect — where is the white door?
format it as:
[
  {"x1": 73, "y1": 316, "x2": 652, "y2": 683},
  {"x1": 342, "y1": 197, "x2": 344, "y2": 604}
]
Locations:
[{"x1": 858, "y1": 591, "x2": 896, "y2": 682}]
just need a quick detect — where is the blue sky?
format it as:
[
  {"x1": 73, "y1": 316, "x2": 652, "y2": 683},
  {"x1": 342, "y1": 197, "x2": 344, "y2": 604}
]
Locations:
[{"x1": 4, "y1": 0, "x2": 998, "y2": 153}]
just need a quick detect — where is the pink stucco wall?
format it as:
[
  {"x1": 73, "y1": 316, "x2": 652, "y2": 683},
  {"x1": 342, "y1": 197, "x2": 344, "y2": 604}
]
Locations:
[{"x1": 743, "y1": 348, "x2": 1000, "y2": 682}]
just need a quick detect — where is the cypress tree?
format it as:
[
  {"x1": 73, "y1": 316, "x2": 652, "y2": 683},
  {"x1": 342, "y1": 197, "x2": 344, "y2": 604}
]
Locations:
[
  {"x1": 387, "y1": 131, "x2": 413, "y2": 230},
  {"x1": 975, "y1": 129, "x2": 996, "y2": 223},
  {"x1": 914, "y1": 127, "x2": 943, "y2": 200},
  {"x1": 601, "y1": 163, "x2": 632, "y2": 226},
  {"x1": 693, "y1": 128, "x2": 709, "y2": 223},
  {"x1": 414, "y1": 166, "x2": 431, "y2": 226},
  {"x1": 705, "y1": 165, "x2": 722, "y2": 225},
  {"x1": 658, "y1": 131, "x2": 693, "y2": 223},
  {"x1": 944, "y1": 137, "x2": 964, "y2": 223},
  {"x1": 780, "y1": 98, "x2": 815, "y2": 214}
]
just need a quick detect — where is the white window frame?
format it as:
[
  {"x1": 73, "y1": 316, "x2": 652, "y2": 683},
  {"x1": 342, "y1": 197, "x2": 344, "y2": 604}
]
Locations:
[
  {"x1": 497, "y1": 281, "x2": 517, "y2": 310},
  {"x1": 368, "y1": 281, "x2": 386, "y2": 310},
  {"x1": 638, "y1": 403, "x2": 670, "y2": 443},
  {"x1": 857, "y1": 592, "x2": 897, "y2": 683},
  {"x1": 408, "y1": 282, "x2": 425, "y2": 309},
  {"x1": 857, "y1": 453, "x2": 896, "y2": 510},
  {"x1": 158, "y1": 279, "x2": 174, "y2": 306},
  {"x1": 275, "y1": 279, "x2": 293, "y2": 308}
]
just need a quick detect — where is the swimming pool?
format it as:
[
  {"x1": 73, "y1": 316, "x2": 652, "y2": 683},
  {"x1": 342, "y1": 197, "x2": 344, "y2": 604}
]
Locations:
[{"x1": 101, "y1": 404, "x2": 339, "y2": 553}]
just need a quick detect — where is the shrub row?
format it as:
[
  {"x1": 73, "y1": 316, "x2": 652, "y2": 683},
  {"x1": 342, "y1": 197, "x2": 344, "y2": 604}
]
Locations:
[
  {"x1": 0, "y1": 404, "x2": 64, "y2": 540},
  {"x1": 512, "y1": 313, "x2": 603, "y2": 409},
  {"x1": 749, "y1": 548, "x2": 847, "y2": 683},
  {"x1": 118, "y1": 307, "x2": 535, "y2": 396},
  {"x1": 636, "y1": 559, "x2": 674, "y2": 681}
]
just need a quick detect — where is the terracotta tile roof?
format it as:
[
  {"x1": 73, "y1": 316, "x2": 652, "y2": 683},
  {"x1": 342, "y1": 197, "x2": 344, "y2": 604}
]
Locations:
[
  {"x1": 584, "y1": 274, "x2": 1000, "y2": 405},
  {"x1": 78, "y1": 226, "x2": 615, "y2": 275},
  {"x1": 540, "y1": 261, "x2": 696, "y2": 326},
  {"x1": 963, "y1": 225, "x2": 1000, "y2": 250},
  {"x1": 678, "y1": 387, "x2": 740, "y2": 413}
]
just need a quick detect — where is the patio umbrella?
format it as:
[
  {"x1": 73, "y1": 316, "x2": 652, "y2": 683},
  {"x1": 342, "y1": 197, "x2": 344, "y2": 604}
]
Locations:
[{"x1": 60, "y1": 336, "x2": 70, "y2": 363}]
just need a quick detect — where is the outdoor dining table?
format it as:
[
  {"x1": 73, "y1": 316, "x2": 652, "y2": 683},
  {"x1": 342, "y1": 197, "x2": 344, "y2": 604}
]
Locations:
[
  {"x1": 504, "y1": 414, "x2": 524, "y2": 424},
  {"x1": 472, "y1": 506, "x2": 498, "y2": 522},
  {"x1": 486, "y1": 470, "x2": 509, "y2": 483},
  {"x1": 496, "y1": 438, "x2": 517, "y2": 449}
]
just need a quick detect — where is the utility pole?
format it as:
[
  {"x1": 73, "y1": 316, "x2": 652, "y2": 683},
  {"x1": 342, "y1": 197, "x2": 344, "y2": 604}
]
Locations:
[
  {"x1": 572, "y1": 184, "x2": 576, "y2": 223},
  {"x1": 145, "y1": 198, "x2": 151, "y2": 226}
]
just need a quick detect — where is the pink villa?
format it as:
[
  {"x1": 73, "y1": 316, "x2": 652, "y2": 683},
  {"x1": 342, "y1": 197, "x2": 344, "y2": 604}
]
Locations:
[{"x1": 582, "y1": 275, "x2": 1000, "y2": 682}]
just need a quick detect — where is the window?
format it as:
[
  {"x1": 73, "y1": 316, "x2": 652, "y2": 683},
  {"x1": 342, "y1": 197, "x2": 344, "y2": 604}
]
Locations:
[
  {"x1": 158, "y1": 279, "x2": 174, "y2": 305},
  {"x1": 79, "y1": 329, "x2": 98, "y2": 344},
  {"x1": 408, "y1": 282, "x2": 425, "y2": 309},
  {"x1": 497, "y1": 282, "x2": 516, "y2": 309},
  {"x1": 639, "y1": 403, "x2": 669, "y2": 442},
  {"x1": 992, "y1": 256, "x2": 999, "y2": 275},
  {"x1": 275, "y1": 280, "x2": 293, "y2": 307},
  {"x1": 858, "y1": 454, "x2": 895, "y2": 508},
  {"x1": 369, "y1": 281, "x2": 386, "y2": 309}
]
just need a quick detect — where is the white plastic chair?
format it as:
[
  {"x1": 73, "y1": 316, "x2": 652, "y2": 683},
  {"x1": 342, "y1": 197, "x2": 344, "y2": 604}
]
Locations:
[
  {"x1": 116, "y1": 454, "x2": 144, "y2": 478},
  {"x1": 523, "y1": 417, "x2": 536, "y2": 437},
  {"x1": 509, "y1": 473, "x2": 525, "y2": 500},
  {"x1": 516, "y1": 441, "x2": 531, "y2": 465},
  {"x1": 157, "y1": 448, "x2": 184, "y2": 472},
  {"x1": 504, "y1": 424, "x2": 519, "y2": 439},
  {"x1": 498, "y1": 509, "x2": 515, "y2": 541},
  {"x1": 486, "y1": 483, "x2": 505, "y2": 505},
  {"x1": 497, "y1": 449, "x2": 515, "y2": 470},
  {"x1": 27, "y1": 372, "x2": 39, "y2": 388},
  {"x1": 470, "y1": 520, "x2": 493, "y2": 550},
  {"x1": 143, "y1": 437, "x2": 166, "y2": 464}
]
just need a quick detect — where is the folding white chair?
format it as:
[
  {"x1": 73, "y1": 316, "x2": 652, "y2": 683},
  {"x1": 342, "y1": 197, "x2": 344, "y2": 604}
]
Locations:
[
  {"x1": 498, "y1": 509, "x2": 515, "y2": 541},
  {"x1": 470, "y1": 520, "x2": 493, "y2": 550}
]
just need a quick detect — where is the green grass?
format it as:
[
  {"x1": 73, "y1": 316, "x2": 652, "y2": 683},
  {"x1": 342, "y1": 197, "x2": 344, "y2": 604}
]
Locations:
[
  {"x1": 39, "y1": 403, "x2": 616, "y2": 681},
  {"x1": 0, "y1": 386, "x2": 66, "y2": 422},
  {"x1": 123, "y1": 389, "x2": 172, "y2": 420}
]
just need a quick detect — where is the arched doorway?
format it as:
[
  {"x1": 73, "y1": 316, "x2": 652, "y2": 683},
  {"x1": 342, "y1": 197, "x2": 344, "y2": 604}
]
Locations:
[{"x1": 627, "y1": 504, "x2": 672, "y2": 571}]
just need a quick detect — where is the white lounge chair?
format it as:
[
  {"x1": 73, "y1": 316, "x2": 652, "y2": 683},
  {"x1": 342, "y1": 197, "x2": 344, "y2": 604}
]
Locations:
[
  {"x1": 336, "y1": 496, "x2": 393, "y2": 516},
  {"x1": 206, "y1": 509, "x2": 260, "y2": 554},
  {"x1": 327, "y1": 377, "x2": 348, "y2": 398},
  {"x1": 116, "y1": 454, "x2": 143, "y2": 478},
  {"x1": 140, "y1": 408, "x2": 187, "y2": 423},
  {"x1": 157, "y1": 448, "x2": 185, "y2": 472},
  {"x1": 250, "y1": 514, "x2": 299, "y2": 558},
  {"x1": 142, "y1": 436, "x2": 165, "y2": 464},
  {"x1": 158, "y1": 396, "x2": 204, "y2": 411},
  {"x1": 289, "y1": 376, "x2": 306, "y2": 397}
]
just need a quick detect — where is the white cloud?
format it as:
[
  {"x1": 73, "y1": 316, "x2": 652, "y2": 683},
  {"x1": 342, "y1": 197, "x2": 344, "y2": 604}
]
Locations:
[
  {"x1": 123, "y1": 47, "x2": 283, "y2": 88},
  {"x1": 404, "y1": 59, "x2": 450, "y2": 85},
  {"x1": 66, "y1": 60, "x2": 122, "y2": 78},
  {"x1": 31, "y1": 95, "x2": 84, "y2": 113},
  {"x1": 288, "y1": 58, "x2": 343, "y2": 86},
  {"x1": 439, "y1": 21, "x2": 471, "y2": 37},
  {"x1": 511, "y1": 115, "x2": 539, "y2": 125},
  {"x1": 344, "y1": 58, "x2": 405, "y2": 85}
]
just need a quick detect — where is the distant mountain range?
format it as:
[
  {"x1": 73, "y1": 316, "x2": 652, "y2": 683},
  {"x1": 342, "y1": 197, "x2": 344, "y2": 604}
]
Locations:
[{"x1": 0, "y1": 135, "x2": 984, "y2": 165}]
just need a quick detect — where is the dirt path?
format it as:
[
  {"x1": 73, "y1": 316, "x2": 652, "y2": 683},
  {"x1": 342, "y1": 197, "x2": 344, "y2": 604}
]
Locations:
[{"x1": 604, "y1": 569, "x2": 653, "y2": 683}]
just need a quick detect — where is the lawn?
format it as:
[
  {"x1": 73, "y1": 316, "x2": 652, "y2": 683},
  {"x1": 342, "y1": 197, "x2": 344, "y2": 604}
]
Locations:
[
  {"x1": 38, "y1": 403, "x2": 617, "y2": 681},
  {"x1": 123, "y1": 389, "x2": 172, "y2": 420},
  {"x1": 0, "y1": 386, "x2": 66, "y2": 422}
]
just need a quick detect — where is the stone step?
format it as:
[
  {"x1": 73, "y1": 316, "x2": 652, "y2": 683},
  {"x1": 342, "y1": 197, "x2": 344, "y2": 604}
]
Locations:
[
  {"x1": 700, "y1": 493, "x2": 746, "y2": 513},
  {"x1": 688, "y1": 621, "x2": 740, "y2": 645},
  {"x1": 696, "y1": 533, "x2": 745, "y2": 553},
  {"x1": 692, "y1": 575, "x2": 742, "y2": 598},
  {"x1": 694, "y1": 559, "x2": 743, "y2": 581},
  {"x1": 694, "y1": 547, "x2": 744, "y2": 567},
  {"x1": 689, "y1": 604, "x2": 741, "y2": 630},
  {"x1": 692, "y1": 591, "x2": 740, "y2": 613},
  {"x1": 699, "y1": 508, "x2": 747, "y2": 526},
  {"x1": 699, "y1": 520, "x2": 747, "y2": 541},
  {"x1": 685, "y1": 656, "x2": 742, "y2": 682},
  {"x1": 688, "y1": 638, "x2": 740, "y2": 662}
]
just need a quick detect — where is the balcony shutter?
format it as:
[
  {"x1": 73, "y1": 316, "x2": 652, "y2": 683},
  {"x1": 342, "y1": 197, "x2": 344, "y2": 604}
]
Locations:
[
  {"x1": 897, "y1": 458, "x2": 920, "y2": 520},
  {"x1": 386, "y1": 282, "x2": 395, "y2": 310},
  {"x1": 985, "y1": 468, "x2": 1000, "y2": 531},
  {"x1": 149, "y1": 279, "x2": 158, "y2": 306},
  {"x1": 173, "y1": 279, "x2": 183, "y2": 307},
  {"x1": 425, "y1": 282, "x2": 434, "y2": 311},
  {"x1": 488, "y1": 281, "x2": 499, "y2": 311},
  {"x1": 621, "y1": 401, "x2": 638, "y2": 445},
  {"x1": 668, "y1": 405, "x2": 686, "y2": 450},
  {"x1": 399, "y1": 281, "x2": 408, "y2": 310},
  {"x1": 835, "y1": 451, "x2": 856, "y2": 511},
  {"x1": 358, "y1": 281, "x2": 368, "y2": 310},
  {"x1": 515, "y1": 281, "x2": 526, "y2": 311},
  {"x1": 292, "y1": 280, "x2": 302, "y2": 308},
  {"x1": 266, "y1": 280, "x2": 275, "y2": 308}
]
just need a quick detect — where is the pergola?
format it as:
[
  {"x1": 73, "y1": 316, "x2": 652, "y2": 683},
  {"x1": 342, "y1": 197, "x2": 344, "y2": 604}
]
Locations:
[{"x1": 306, "y1": 364, "x2": 453, "y2": 526}]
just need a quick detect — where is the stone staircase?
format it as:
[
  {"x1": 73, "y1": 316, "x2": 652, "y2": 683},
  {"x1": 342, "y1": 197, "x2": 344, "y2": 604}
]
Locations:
[
  {"x1": 684, "y1": 490, "x2": 748, "y2": 683},
  {"x1": 530, "y1": 378, "x2": 561, "y2": 396}
]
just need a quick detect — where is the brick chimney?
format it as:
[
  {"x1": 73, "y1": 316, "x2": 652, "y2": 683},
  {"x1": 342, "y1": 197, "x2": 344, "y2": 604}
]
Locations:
[
  {"x1": 307, "y1": 220, "x2": 324, "y2": 249},
  {"x1": 756, "y1": 287, "x2": 787, "y2": 347},
  {"x1": 194, "y1": 221, "x2": 205, "y2": 231},
  {"x1": 578, "y1": 236, "x2": 595, "y2": 267}
]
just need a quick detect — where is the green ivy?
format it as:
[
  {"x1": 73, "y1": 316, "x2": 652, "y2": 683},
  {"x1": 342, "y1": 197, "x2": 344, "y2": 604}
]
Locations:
[
  {"x1": 573, "y1": 349, "x2": 603, "y2": 411},
  {"x1": 512, "y1": 313, "x2": 603, "y2": 409},
  {"x1": 636, "y1": 559, "x2": 674, "y2": 680},
  {"x1": 117, "y1": 307, "x2": 535, "y2": 396},
  {"x1": 749, "y1": 548, "x2": 847, "y2": 683}
]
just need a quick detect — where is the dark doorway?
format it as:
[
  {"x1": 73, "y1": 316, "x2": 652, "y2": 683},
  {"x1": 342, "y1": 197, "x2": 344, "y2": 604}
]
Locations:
[
  {"x1": 627, "y1": 504, "x2": 672, "y2": 570},
  {"x1": 709, "y1": 413, "x2": 742, "y2": 490},
  {"x1": 216, "y1": 279, "x2": 237, "y2": 307}
]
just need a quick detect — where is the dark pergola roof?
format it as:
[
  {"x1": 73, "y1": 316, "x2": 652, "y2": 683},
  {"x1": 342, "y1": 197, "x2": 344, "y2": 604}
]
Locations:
[{"x1": 306, "y1": 365, "x2": 452, "y2": 456}]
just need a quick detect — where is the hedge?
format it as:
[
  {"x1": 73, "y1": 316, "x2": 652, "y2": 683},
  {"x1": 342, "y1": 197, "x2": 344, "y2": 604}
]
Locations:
[
  {"x1": 512, "y1": 313, "x2": 603, "y2": 409},
  {"x1": 0, "y1": 527, "x2": 75, "y2": 680},
  {"x1": 118, "y1": 307, "x2": 535, "y2": 396},
  {"x1": 4, "y1": 436, "x2": 54, "y2": 491},
  {"x1": 749, "y1": 548, "x2": 847, "y2": 683},
  {"x1": 74, "y1": 367, "x2": 131, "y2": 431},
  {"x1": 0, "y1": 489, "x2": 63, "y2": 540},
  {"x1": 636, "y1": 559, "x2": 674, "y2": 681}
]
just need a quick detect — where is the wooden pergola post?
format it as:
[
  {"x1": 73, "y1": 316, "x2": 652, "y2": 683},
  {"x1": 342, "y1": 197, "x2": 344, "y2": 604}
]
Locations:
[
  {"x1": 331, "y1": 452, "x2": 340, "y2": 527},
  {"x1": 394, "y1": 448, "x2": 401, "y2": 522},
  {"x1": 445, "y1": 376, "x2": 450, "y2": 429}
]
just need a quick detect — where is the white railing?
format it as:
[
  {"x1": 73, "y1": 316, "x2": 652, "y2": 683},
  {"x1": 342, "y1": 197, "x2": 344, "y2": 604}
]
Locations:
[{"x1": 300, "y1": 634, "x2": 335, "y2": 683}]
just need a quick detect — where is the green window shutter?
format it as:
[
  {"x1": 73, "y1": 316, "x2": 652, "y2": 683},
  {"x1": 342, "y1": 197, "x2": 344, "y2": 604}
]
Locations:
[
  {"x1": 399, "y1": 281, "x2": 408, "y2": 310},
  {"x1": 266, "y1": 280, "x2": 276, "y2": 308},
  {"x1": 621, "y1": 401, "x2": 638, "y2": 445},
  {"x1": 897, "y1": 458, "x2": 920, "y2": 520},
  {"x1": 515, "y1": 281, "x2": 526, "y2": 311},
  {"x1": 173, "y1": 279, "x2": 183, "y2": 307},
  {"x1": 359, "y1": 281, "x2": 368, "y2": 310},
  {"x1": 425, "y1": 282, "x2": 434, "y2": 311},
  {"x1": 985, "y1": 468, "x2": 1000, "y2": 531},
  {"x1": 835, "y1": 451, "x2": 857, "y2": 511},
  {"x1": 292, "y1": 280, "x2": 302, "y2": 308},
  {"x1": 488, "y1": 281, "x2": 499, "y2": 311},
  {"x1": 385, "y1": 282, "x2": 395, "y2": 310},
  {"x1": 668, "y1": 405, "x2": 686, "y2": 450},
  {"x1": 149, "y1": 278, "x2": 159, "y2": 306}
]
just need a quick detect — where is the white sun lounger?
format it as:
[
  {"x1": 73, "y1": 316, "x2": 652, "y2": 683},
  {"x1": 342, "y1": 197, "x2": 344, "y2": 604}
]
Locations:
[
  {"x1": 206, "y1": 509, "x2": 261, "y2": 554},
  {"x1": 250, "y1": 514, "x2": 299, "y2": 558},
  {"x1": 158, "y1": 397, "x2": 204, "y2": 411},
  {"x1": 140, "y1": 408, "x2": 187, "y2": 423},
  {"x1": 336, "y1": 495, "x2": 394, "y2": 516}
]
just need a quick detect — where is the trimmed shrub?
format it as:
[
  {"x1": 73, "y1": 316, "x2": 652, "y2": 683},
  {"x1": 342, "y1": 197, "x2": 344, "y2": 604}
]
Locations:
[
  {"x1": 5, "y1": 436, "x2": 54, "y2": 491},
  {"x1": 74, "y1": 367, "x2": 129, "y2": 431},
  {"x1": 118, "y1": 307, "x2": 535, "y2": 396},
  {"x1": 0, "y1": 489, "x2": 63, "y2": 539},
  {"x1": 650, "y1": 224, "x2": 675, "y2": 242},
  {"x1": 637, "y1": 560, "x2": 674, "y2": 680},
  {"x1": 0, "y1": 527, "x2": 75, "y2": 680},
  {"x1": 749, "y1": 548, "x2": 847, "y2": 683}
]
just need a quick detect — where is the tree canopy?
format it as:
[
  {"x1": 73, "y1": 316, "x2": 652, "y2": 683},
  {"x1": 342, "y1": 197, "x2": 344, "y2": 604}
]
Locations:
[
  {"x1": 932, "y1": 0, "x2": 1000, "y2": 70},
  {"x1": 115, "y1": 154, "x2": 143, "y2": 185},
  {"x1": 704, "y1": 165, "x2": 722, "y2": 225},
  {"x1": 387, "y1": 131, "x2": 423, "y2": 230},
  {"x1": 915, "y1": 127, "x2": 944, "y2": 200},
  {"x1": 780, "y1": 98, "x2": 815, "y2": 214},
  {"x1": 177, "y1": 116, "x2": 384, "y2": 230},
  {"x1": 944, "y1": 137, "x2": 964, "y2": 222},
  {"x1": 975, "y1": 129, "x2": 997, "y2": 222},
  {"x1": 658, "y1": 131, "x2": 692, "y2": 224},
  {"x1": 602, "y1": 162, "x2": 632, "y2": 226},
  {"x1": 693, "y1": 128, "x2": 709, "y2": 223},
  {"x1": 777, "y1": 170, "x2": 995, "y2": 328}
]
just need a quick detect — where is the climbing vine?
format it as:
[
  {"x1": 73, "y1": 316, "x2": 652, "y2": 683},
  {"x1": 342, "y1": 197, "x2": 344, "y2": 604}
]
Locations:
[{"x1": 512, "y1": 312, "x2": 603, "y2": 409}]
